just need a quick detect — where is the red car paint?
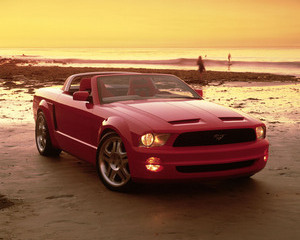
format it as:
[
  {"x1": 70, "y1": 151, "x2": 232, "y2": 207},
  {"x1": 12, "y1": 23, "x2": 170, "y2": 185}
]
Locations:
[{"x1": 33, "y1": 72, "x2": 269, "y2": 184}]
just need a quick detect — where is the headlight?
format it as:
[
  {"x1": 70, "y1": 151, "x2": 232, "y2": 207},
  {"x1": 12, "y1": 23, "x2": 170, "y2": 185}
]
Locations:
[
  {"x1": 140, "y1": 133, "x2": 170, "y2": 147},
  {"x1": 140, "y1": 133, "x2": 154, "y2": 147},
  {"x1": 256, "y1": 126, "x2": 266, "y2": 139}
]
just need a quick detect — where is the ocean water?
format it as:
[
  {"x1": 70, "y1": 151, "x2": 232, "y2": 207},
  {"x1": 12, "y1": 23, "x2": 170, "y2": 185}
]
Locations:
[{"x1": 1, "y1": 47, "x2": 299, "y2": 77}]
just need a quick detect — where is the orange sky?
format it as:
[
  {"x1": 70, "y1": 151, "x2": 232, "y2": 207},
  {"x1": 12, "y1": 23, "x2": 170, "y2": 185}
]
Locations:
[{"x1": 0, "y1": 0, "x2": 299, "y2": 48}]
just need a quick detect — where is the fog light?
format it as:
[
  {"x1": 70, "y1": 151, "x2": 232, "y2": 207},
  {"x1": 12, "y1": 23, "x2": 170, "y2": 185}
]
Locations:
[
  {"x1": 145, "y1": 157, "x2": 163, "y2": 172},
  {"x1": 264, "y1": 148, "x2": 269, "y2": 162}
]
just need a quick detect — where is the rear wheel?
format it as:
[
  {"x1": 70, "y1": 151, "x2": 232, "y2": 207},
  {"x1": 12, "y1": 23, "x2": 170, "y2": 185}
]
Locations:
[
  {"x1": 97, "y1": 132, "x2": 132, "y2": 191},
  {"x1": 35, "y1": 111, "x2": 61, "y2": 156}
]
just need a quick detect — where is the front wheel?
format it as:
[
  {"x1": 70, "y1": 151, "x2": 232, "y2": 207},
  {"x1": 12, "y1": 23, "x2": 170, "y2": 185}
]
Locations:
[
  {"x1": 97, "y1": 132, "x2": 132, "y2": 191},
  {"x1": 35, "y1": 111, "x2": 61, "y2": 156}
]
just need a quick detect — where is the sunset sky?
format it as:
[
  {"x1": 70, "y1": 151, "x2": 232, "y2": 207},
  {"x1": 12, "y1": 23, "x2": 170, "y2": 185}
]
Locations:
[{"x1": 0, "y1": 0, "x2": 299, "y2": 48}]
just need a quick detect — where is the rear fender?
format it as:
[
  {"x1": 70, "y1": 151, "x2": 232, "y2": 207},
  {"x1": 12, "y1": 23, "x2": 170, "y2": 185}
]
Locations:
[{"x1": 37, "y1": 100, "x2": 60, "y2": 148}]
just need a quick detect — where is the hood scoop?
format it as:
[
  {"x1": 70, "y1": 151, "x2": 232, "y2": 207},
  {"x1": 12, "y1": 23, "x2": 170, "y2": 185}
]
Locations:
[
  {"x1": 169, "y1": 118, "x2": 201, "y2": 125},
  {"x1": 219, "y1": 117, "x2": 245, "y2": 121}
]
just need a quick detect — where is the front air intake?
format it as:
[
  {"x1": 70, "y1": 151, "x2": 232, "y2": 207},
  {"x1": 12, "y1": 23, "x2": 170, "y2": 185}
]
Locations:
[
  {"x1": 219, "y1": 117, "x2": 245, "y2": 121},
  {"x1": 169, "y1": 119, "x2": 200, "y2": 125},
  {"x1": 176, "y1": 159, "x2": 256, "y2": 173}
]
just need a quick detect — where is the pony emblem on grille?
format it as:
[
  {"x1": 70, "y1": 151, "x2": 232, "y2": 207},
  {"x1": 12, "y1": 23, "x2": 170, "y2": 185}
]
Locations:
[{"x1": 213, "y1": 133, "x2": 226, "y2": 141}]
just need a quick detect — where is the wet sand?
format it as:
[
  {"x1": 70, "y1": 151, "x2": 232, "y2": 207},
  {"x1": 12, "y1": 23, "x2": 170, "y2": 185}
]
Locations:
[
  {"x1": 0, "y1": 58, "x2": 298, "y2": 86},
  {"x1": 0, "y1": 64, "x2": 299, "y2": 239}
]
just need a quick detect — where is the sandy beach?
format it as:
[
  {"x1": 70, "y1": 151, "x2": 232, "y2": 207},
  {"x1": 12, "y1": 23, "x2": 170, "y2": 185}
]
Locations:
[{"x1": 0, "y1": 62, "x2": 300, "y2": 239}]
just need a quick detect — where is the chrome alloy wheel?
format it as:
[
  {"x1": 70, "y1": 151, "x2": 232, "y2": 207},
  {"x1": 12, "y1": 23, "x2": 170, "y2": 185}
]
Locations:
[
  {"x1": 36, "y1": 114, "x2": 48, "y2": 153},
  {"x1": 98, "y1": 135, "x2": 130, "y2": 188}
]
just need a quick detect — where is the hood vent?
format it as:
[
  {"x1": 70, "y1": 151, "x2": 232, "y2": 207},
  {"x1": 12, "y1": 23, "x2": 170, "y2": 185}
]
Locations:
[
  {"x1": 219, "y1": 117, "x2": 244, "y2": 121},
  {"x1": 169, "y1": 118, "x2": 200, "y2": 125}
]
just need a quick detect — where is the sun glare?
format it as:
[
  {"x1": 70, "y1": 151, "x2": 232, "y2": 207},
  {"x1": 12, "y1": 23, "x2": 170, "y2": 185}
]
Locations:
[{"x1": 0, "y1": 0, "x2": 299, "y2": 47}]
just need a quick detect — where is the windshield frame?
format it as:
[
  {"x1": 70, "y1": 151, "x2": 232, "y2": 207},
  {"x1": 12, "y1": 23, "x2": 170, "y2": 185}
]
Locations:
[{"x1": 96, "y1": 74, "x2": 202, "y2": 104}]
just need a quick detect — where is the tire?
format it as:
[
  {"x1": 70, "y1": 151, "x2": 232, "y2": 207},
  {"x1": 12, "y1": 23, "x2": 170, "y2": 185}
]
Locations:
[
  {"x1": 35, "y1": 111, "x2": 61, "y2": 156},
  {"x1": 96, "y1": 132, "x2": 132, "y2": 191}
]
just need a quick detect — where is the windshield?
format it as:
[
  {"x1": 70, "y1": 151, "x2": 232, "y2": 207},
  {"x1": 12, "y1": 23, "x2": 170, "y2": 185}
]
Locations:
[{"x1": 97, "y1": 74, "x2": 201, "y2": 103}]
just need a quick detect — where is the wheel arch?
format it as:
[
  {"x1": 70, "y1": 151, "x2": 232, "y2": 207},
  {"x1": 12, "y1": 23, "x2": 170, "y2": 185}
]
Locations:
[
  {"x1": 96, "y1": 116, "x2": 137, "y2": 174},
  {"x1": 36, "y1": 100, "x2": 60, "y2": 149},
  {"x1": 97, "y1": 116, "x2": 133, "y2": 148}
]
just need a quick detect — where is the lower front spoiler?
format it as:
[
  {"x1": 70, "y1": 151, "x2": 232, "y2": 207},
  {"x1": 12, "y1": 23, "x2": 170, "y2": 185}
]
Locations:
[
  {"x1": 129, "y1": 140, "x2": 269, "y2": 183},
  {"x1": 132, "y1": 157, "x2": 266, "y2": 183}
]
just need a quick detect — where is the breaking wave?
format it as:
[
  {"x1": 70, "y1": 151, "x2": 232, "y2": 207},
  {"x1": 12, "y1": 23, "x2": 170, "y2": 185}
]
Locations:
[{"x1": 58, "y1": 57, "x2": 300, "y2": 69}]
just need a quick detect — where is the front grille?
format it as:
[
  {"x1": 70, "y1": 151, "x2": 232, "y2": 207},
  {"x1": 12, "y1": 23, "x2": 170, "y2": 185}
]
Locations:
[
  {"x1": 173, "y1": 128, "x2": 256, "y2": 147},
  {"x1": 176, "y1": 159, "x2": 256, "y2": 173}
]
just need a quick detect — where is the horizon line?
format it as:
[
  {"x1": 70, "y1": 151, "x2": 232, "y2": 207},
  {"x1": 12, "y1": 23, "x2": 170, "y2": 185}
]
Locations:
[{"x1": 1, "y1": 46, "x2": 300, "y2": 49}]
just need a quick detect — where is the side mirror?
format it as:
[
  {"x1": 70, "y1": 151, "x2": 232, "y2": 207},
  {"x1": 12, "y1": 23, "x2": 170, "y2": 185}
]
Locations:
[
  {"x1": 194, "y1": 89, "x2": 203, "y2": 98},
  {"x1": 73, "y1": 91, "x2": 90, "y2": 101}
]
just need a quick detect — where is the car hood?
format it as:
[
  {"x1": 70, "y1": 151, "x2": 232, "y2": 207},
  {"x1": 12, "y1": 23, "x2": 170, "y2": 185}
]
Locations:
[{"x1": 109, "y1": 99, "x2": 260, "y2": 131}]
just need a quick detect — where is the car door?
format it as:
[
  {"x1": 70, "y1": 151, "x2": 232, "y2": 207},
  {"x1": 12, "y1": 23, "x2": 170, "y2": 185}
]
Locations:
[{"x1": 54, "y1": 92, "x2": 100, "y2": 162}]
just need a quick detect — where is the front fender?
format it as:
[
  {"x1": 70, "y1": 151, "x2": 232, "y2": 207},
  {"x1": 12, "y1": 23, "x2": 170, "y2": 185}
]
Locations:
[
  {"x1": 98, "y1": 116, "x2": 133, "y2": 147},
  {"x1": 97, "y1": 116, "x2": 144, "y2": 178}
]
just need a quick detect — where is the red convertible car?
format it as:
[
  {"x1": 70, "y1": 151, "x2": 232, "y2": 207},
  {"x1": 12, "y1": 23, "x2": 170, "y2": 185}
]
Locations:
[{"x1": 33, "y1": 72, "x2": 269, "y2": 191}]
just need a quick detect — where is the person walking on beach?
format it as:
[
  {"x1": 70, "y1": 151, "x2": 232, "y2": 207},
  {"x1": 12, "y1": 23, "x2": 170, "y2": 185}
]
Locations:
[{"x1": 197, "y1": 56, "x2": 206, "y2": 84}]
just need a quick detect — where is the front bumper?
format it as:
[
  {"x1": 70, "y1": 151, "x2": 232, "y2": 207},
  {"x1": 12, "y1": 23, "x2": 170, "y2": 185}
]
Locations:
[{"x1": 128, "y1": 139, "x2": 269, "y2": 182}]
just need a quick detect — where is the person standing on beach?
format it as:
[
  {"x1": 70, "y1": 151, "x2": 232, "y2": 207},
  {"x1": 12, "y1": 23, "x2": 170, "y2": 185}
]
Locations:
[
  {"x1": 228, "y1": 53, "x2": 231, "y2": 64},
  {"x1": 197, "y1": 56, "x2": 206, "y2": 84}
]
